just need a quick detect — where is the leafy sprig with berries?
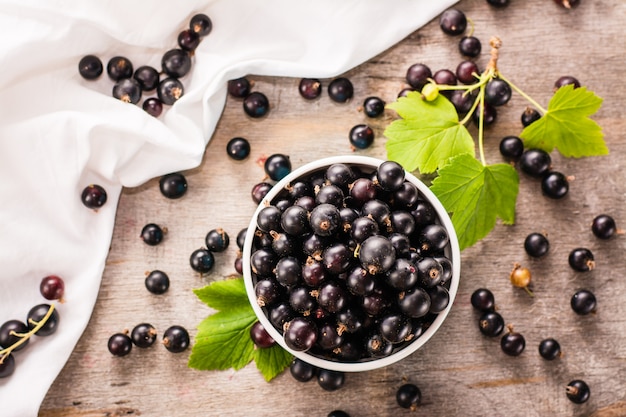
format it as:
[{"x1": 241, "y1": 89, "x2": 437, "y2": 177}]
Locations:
[{"x1": 384, "y1": 37, "x2": 607, "y2": 250}]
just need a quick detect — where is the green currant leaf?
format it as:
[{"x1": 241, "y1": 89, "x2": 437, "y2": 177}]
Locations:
[
  {"x1": 192, "y1": 276, "x2": 250, "y2": 311},
  {"x1": 189, "y1": 277, "x2": 292, "y2": 381},
  {"x1": 520, "y1": 85, "x2": 607, "y2": 157},
  {"x1": 430, "y1": 154, "x2": 519, "y2": 250},
  {"x1": 253, "y1": 344, "x2": 293, "y2": 382},
  {"x1": 188, "y1": 307, "x2": 257, "y2": 371},
  {"x1": 384, "y1": 91, "x2": 475, "y2": 174}
]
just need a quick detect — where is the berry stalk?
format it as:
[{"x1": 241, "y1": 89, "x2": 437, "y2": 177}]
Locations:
[{"x1": 0, "y1": 303, "x2": 56, "y2": 362}]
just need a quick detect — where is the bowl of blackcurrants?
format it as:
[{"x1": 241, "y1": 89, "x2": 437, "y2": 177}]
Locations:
[{"x1": 242, "y1": 155, "x2": 460, "y2": 372}]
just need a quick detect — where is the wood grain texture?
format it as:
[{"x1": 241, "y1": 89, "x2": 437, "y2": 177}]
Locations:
[{"x1": 40, "y1": 0, "x2": 626, "y2": 416}]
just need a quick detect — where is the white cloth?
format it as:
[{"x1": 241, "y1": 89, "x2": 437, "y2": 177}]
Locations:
[{"x1": 0, "y1": 0, "x2": 457, "y2": 415}]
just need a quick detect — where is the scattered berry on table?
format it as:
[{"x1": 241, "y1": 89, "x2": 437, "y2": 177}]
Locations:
[
  {"x1": 396, "y1": 383, "x2": 422, "y2": 410},
  {"x1": 566, "y1": 380, "x2": 590, "y2": 404},
  {"x1": 140, "y1": 223, "x2": 166, "y2": 246},
  {"x1": 570, "y1": 289, "x2": 597, "y2": 315},
  {"x1": 538, "y1": 338, "x2": 562, "y2": 360},
  {"x1": 144, "y1": 270, "x2": 170, "y2": 295},
  {"x1": 131, "y1": 323, "x2": 158, "y2": 348},
  {"x1": 159, "y1": 172, "x2": 188, "y2": 199},
  {"x1": 568, "y1": 248, "x2": 595, "y2": 272},
  {"x1": 327, "y1": 77, "x2": 354, "y2": 103},
  {"x1": 524, "y1": 232, "x2": 550, "y2": 258},
  {"x1": 439, "y1": 9, "x2": 467, "y2": 36},
  {"x1": 226, "y1": 137, "x2": 251, "y2": 160},
  {"x1": 108, "y1": 332, "x2": 132, "y2": 357},
  {"x1": 162, "y1": 325, "x2": 190, "y2": 353},
  {"x1": 299, "y1": 78, "x2": 322, "y2": 100}
]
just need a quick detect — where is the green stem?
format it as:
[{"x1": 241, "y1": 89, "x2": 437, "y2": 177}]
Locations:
[
  {"x1": 0, "y1": 304, "x2": 55, "y2": 363},
  {"x1": 477, "y1": 83, "x2": 487, "y2": 166},
  {"x1": 498, "y1": 72, "x2": 548, "y2": 115}
]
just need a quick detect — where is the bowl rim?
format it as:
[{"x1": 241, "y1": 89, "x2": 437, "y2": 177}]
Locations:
[{"x1": 242, "y1": 155, "x2": 461, "y2": 372}]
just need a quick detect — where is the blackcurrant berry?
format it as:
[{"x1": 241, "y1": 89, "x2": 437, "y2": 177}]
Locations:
[
  {"x1": 227, "y1": 77, "x2": 251, "y2": 98},
  {"x1": 487, "y1": 0, "x2": 510, "y2": 6},
  {"x1": 131, "y1": 323, "x2": 157, "y2": 348},
  {"x1": 162, "y1": 325, "x2": 190, "y2": 353},
  {"x1": 250, "y1": 321, "x2": 275, "y2": 348},
  {"x1": 140, "y1": 223, "x2": 165, "y2": 246},
  {"x1": 145, "y1": 270, "x2": 170, "y2": 295},
  {"x1": 283, "y1": 317, "x2": 317, "y2": 352},
  {"x1": 161, "y1": 48, "x2": 191, "y2": 78},
  {"x1": 0, "y1": 320, "x2": 30, "y2": 351},
  {"x1": 243, "y1": 92, "x2": 270, "y2": 118},
  {"x1": 524, "y1": 232, "x2": 549, "y2": 258},
  {"x1": 264, "y1": 153, "x2": 291, "y2": 181},
  {"x1": 290, "y1": 357, "x2": 317, "y2": 382},
  {"x1": 499, "y1": 136, "x2": 524, "y2": 161},
  {"x1": 439, "y1": 9, "x2": 467, "y2": 36},
  {"x1": 133, "y1": 65, "x2": 160, "y2": 91},
  {"x1": 459, "y1": 36, "x2": 481, "y2": 57},
  {"x1": 398, "y1": 288, "x2": 431, "y2": 318},
  {"x1": 251, "y1": 182, "x2": 273, "y2": 204},
  {"x1": 376, "y1": 160, "x2": 405, "y2": 191},
  {"x1": 107, "y1": 56, "x2": 133, "y2": 81},
  {"x1": 359, "y1": 235, "x2": 396, "y2": 275},
  {"x1": 396, "y1": 383, "x2": 422, "y2": 410},
  {"x1": 143, "y1": 98, "x2": 163, "y2": 117},
  {"x1": 226, "y1": 137, "x2": 251, "y2": 160},
  {"x1": 554, "y1": 75, "x2": 580, "y2": 90},
  {"x1": 298, "y1": 78, "x2": 322, "y2": 100},
  {"x1": 501, "y1": 326, "x2": 525, "y2": 356},
  {"x1": 157, "y1": 77, "x2": 184, "y2": 105},
  {"x1": 406, "y1": 63, "x2": 432, "y2": 90},
  {"x1": 571, "y1": 289, "x2": 596, "y2": 315},
  {"x1": 27, "y1": 304, "x2": 59, "y2": 336},
  {"x1": 471, "y1": 288, "x2": 495, "y2": 312},
  {"x1": 566, "y1": 380, "x2": 590, "y2": 404},
  {"x1": 0, "y1": 353, "x2": 15, "y2": 378},
  {"x1": 108, "y1": 332, "x2": 132, "y2": 356},
  {"x1": 568, "y1": 248, "x2": 595, "y2": 272},
  {"x1": 478, "y1": 311, "x2": 504, "y2": 337},
  {"x1": 519, "y1": 149, "x2": 551, "y2": 178},
  {"x1": 78, "y1": 55, "x2": 103, "y2": 80},
  {"x1": 317, "y1": 368, "x2": 345, "y2": 391},
  {"x1": 538, "y1": 338, "x2": 562, "y2": 360},
  {"x1": 591, "y1": 214, "x2": 618, "y2": 239},
  {"x1": 40, "y1": 275, "x2": 65, "y2": 301},
  {"x1": 541, "y1": 171, "x2": 569, "y2": 199},
  {"x1": 521, "y1": 107, "x2": 541, "y2": 127},
  {"x1": 159, "y1": 172, "x2": 187, "y2": 199},
  {"x1": 205, "y1": 228, "x2": 229, "y2": 252},
  {"x1": 485, "y1": 78, "x2": 512, "y2": 106},
  {"x1": 456, "y1": 60, "x2": 479, "y2": 84},
  {"x1": 327, "y1": 77, "x2": 354, "y2": 103},
  {"x1": 177, "y1": 29, "x2": 200, "y2": 52},
  {"x1": 362, "y1": 96, "x2": 385, "y2": 118},
  {"x1": 189, "y1": 248, "x2": 215, "y2": 274},
  {"x1": 190, "y1": 13, "x2": 213, "y2": 37},
  {"x1": 349, "y1": 124, "x2": 375, "y2": 149},
  {"x1": 81, "y1": 184, "x2": 107, "y2": 210},
  {"x1": 112, "y1": 78, "x2": 142, "y2": 104}
]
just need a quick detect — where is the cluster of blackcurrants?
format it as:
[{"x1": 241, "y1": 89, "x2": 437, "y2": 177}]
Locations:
[
  {"x1": 78, "y1": 13, "x2": 213, "y2": 117},
  {"x1": 107, "y1": 323, "x2": 189, "y2": 356},
  {"x1": 471, "y1": 287, "x2": 590, "y2": 404},
  {"x1": 0, "y1": 275, "x2": 64, "y2": 378}
]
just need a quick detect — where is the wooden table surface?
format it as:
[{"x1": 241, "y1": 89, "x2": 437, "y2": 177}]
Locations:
[{"x1": 39, "y1": 0, "x2": 626, "y2": 416}]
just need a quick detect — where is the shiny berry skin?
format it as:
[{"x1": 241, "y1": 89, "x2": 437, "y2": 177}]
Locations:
[
  {"x1": 406, "y1": 63, "x2": 432, "y2": 90},
  {"x1": 568, "y1": 248, "x2": 595, "y2": 272},
  {"x1": 189, "y1": 248, "x2": 215, "y2": 273},
  {"x1": 376, "y1": 160, "x2": 405, "y2": 191},
  {"x1": 566, "y1": 380, "x2": 590, "y2": 404},
  {"x1": 499, "y1": 136, "x2": 524, "y2": 161},
  {"x1": 519, "y1": 149, "x2": 552, "y2": 178},
  {"x1": 190, "y1": 13, "x2": 212, "y2": 37},
  {"x1": 349, "y1": 124, "x2": 375, "y2": 149},
  {"x1": 538, "y1": 338, "x2": 562, "y2": 360},
  {"x1": 524, "y1": 232, "x2": 550, "y2": 258},
  {"x1": 555, "y1": 75, "x2": 581, "y2": 89},
  {"x1": 243, "y1": 92, "x2": 270, "y2": 118},
  {"x1": 459, "y1": 36, "x2": 481, "y2": 57},
  {"x1": 108, "y1": 332, "x2": 132, "y2": 356},
  {"x1": 439, "y1": 9, "x2": 467, "y2": 36},
  {"x1": 251, "y1": 182, "x2": 273, "y2": 204},
  {"x1": 327, "y1": 77, "x2": 354, "y2": 103},
  {"x1": 591, "y1": 214, "x2": 617, "y2": 239},
  {"x1": 250, "y1": 321, "x2": 275, "y2": 348},
  {"x1": 501, "y1": 327, "x2": 525, "y2": 356},
  {"x1": 456, "y1": 60, "x2": 480, "y2": 84},
  {"x1": 157, "y1": 77, "x2": 184, "y2": 105},
  {"x1": 283, "y1": 317, "x2": 317, "y2": 352},
  {"x1": 0, "y1": 353, "x2": 15, "y2": 378},
  {"x1": 40, "y1": 275, "x2": 65, "y2": 301},
  {"x1": 317, "y1": 368, "x2": 345, "y2": 391},
  {"x1": 471, "y1": 288, "x2": 495, "y2": 312},
  {"x1": 485, "y1": 79, "x2": 512, "y2": 107},
  {"x1": 205, "y1": 228, "x2": 229, "y2": 252},
  {"x1": 177, "y1": 29, "x2": 200, "y2": 52},
  {"x1": 227, "y1": 77, "x2": 251, "y2": 98},
  {"x1": 226, "y1": 137, "x2": 251, "y2": 160},
  {"x1": 289, "y1": 357, "x2": 316, "y2": 382},
  {"x1": 521, "y1": 107, "x2": 541, "y2": 127},
  {"x1": 133, "y1": 65, "x2": 160, "y2": 91},
  {"x1": 27, "y1": 304, "x2": 60, "y2": 336},
  {"x1": 78, "y1": 55, "x2": 103, "y2": 80},
  {"x1": 571, "y1": 289, "x2": 597, "y2": 315},
  {"x1": 140, "y1": 223, "x2": 165, "y2": 246},
  {"x1": 145, "y1": 270, "x2": 170, "y2": 295},
  {"x1": 299, "y1": 78, "x2": 322, "y2": 100},
  {"x1": 131, "y1": 323, "x2": 157, "y2": 348},
  {"x1": 81, "y1": 184, "x2": 107, "y2": 210},
  {"x1": 478, "y1": 311, "x2": 504, "y2": 337},
  {"x1": 159, "y1": 172, "x2": 187, "y2": 199},
  {"x1": 396, "y1": 383, "x2": 422, "y2": 410},
  {"x1": 162, "y1": 325, "x2": 190, "y2": 353},
  {"x1": 363, "y1": 96, "x2": 385, "y2": 117},
  {"x1": 0, "y1": 320, "x2": 30, "y2": 351},
  {"x1": 359, "y1": 236, "x2": 396, "y2": 275},
  {"x1": 143, "y1": 97, "x2": 163, "y2": 117},
  {"x1": 112, "y1": 78, "x2": 142, "y2": 104},
  {"x1": 161, "y1": 49, "x2": 191, "y2": 78},
  {"x1": 106, "y1": 56, "x2": 133, "y2": 81},
  {"x1": 264, "y1": 153, "x2": 291, "y2": 181},
  {"x1": 541, "y1": 171, "x2": 569, "y2": 199}
]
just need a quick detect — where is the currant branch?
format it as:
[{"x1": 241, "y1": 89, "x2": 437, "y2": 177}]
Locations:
[{"x1": 0, "y1": 303, "x2": 56, "y2": 363}]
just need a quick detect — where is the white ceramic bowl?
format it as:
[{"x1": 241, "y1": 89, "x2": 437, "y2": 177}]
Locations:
[{"x1": 242, "y1": 155, "x2": 460, "y2": 372}]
